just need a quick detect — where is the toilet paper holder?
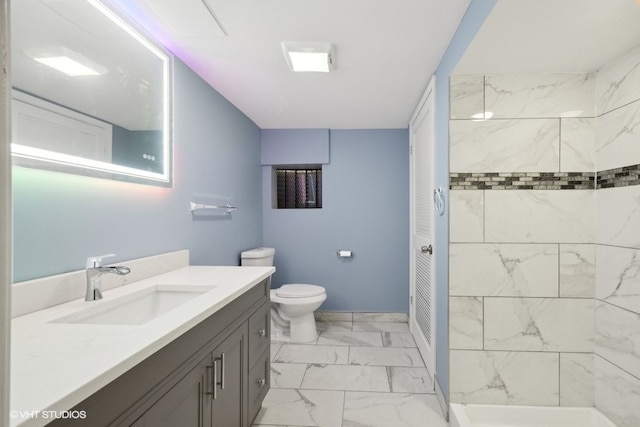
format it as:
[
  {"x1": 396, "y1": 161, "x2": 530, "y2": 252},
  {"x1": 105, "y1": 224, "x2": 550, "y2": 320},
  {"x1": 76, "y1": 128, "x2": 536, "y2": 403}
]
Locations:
[{"x1": 337, "y1": 250, "x2": 353, "y2": 257}]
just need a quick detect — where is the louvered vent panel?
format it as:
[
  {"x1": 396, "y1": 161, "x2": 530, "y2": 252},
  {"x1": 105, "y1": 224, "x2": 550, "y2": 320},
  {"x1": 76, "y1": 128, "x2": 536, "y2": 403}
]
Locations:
[
  {"x1": 415, "y1": 250, "x2": 432, "y2": 346},
  {"x1": 414, "y1": 121, "x2": 432, "y2": 238}
]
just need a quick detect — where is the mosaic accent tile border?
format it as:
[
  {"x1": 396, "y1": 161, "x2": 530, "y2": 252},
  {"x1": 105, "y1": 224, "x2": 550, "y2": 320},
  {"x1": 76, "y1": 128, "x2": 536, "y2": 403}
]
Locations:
[
  {"x1": 597, "y1": 164, "x2": 640, "y2": 189},
  {"x1": 450, "y1": 172, "x2": 595, "y2": 190}
]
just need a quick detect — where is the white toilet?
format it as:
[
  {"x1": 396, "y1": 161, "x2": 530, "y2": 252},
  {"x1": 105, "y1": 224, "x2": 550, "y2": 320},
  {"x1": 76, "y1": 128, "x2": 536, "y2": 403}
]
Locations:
[{"x1": 240, "y1": 247, "x2": 327, "y2": 343}]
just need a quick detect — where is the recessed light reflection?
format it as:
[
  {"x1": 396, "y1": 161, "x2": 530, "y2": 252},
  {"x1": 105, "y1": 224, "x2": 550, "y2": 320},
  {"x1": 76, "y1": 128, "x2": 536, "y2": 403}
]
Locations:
[{"x1": 471, "y1": 111, "x2": 493, "y2": 121}]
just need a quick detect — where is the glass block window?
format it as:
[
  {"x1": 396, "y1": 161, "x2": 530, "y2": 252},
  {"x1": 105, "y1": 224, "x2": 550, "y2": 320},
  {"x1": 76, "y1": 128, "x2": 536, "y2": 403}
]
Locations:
[{"x1": 276, "y1": 167, "x2": 322, "y2": 209}]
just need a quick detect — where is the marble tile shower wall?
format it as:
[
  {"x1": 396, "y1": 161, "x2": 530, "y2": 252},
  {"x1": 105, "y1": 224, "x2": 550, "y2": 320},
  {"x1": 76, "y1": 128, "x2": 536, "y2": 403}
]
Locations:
[
  {"x1": 448, "y1": 45, "x2": 640, "y2": 427},
  {"x1": 448, "y1": 73, "x2": 597, "y2": 407},
  {"x1": 594, "y1": 45, "x2": 640, "y2": 427}
]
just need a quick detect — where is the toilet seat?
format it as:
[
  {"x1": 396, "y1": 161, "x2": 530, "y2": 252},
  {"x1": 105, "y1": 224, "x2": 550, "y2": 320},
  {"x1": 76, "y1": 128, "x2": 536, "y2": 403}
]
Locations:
[{"x1": 276, "y1": 284, "x2": 325, "y2": 298}]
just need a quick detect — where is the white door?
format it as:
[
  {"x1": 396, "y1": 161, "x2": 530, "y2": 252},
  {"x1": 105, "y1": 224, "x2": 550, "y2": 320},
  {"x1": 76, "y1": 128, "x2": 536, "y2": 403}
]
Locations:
[{"x1": 409, "y1": 76, "x2": 436, "y2": 381}]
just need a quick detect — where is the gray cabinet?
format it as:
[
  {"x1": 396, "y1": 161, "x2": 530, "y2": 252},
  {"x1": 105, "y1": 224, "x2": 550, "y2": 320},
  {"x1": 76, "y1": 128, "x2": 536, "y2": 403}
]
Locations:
[
  {"x1": 130, "y1": 354, "x2": 212, "y2": 427},
  {"x1": 247, "y1": 302, "x2": 270, "y2": 422},
  {"x1": 210, "y1": 325, "x2": 246, "y2": 427},
  {"x1": 49, "y1": 280, "x2": 270, "y2": 427},
  {"x1": 132, "y1": 325, "x2": 246, "y2": 427}
]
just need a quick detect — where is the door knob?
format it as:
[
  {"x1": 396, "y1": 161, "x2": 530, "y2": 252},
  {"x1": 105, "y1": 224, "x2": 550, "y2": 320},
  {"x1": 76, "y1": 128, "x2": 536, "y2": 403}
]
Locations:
[{"x1": 421, "y1": 245, "x2": 433, "y2": 255}]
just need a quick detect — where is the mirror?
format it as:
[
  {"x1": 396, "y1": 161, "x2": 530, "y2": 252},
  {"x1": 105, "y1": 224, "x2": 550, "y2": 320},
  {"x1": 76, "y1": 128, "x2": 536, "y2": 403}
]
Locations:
[{"x1": 10, "y1": 0, "x2": 172, "y2": 186}]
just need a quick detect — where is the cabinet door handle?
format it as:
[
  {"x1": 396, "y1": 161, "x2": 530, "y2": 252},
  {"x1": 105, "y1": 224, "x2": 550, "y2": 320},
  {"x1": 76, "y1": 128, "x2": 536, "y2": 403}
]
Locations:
[
  {"x1": 207, "y1": 362, "x2": 217, "y2": 400},
  {"x1": 257, "y1": 378, "x2": 266, "y2": 387},
  {"x1": 258, "y1": 328, "x2": 266, "y2": 337},
  {"x1": 216, "y1": 352, "x2": 225, "y2": 391}
]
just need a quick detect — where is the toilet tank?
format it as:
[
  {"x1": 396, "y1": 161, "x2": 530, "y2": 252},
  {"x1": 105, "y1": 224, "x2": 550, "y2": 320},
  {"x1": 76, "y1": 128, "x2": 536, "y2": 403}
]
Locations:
[{"x1": 240, "y1": 247, "x2": 275, "y2": 266}]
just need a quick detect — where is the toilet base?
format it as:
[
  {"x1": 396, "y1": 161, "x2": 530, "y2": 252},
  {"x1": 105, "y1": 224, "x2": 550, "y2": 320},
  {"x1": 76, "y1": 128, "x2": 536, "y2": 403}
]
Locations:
[
  {"x1": 289, "y1": 312, "x2": 318, "y2": 343},
  {"x1": 270, "y1": 310, "x2": 319, "y2": 343}
]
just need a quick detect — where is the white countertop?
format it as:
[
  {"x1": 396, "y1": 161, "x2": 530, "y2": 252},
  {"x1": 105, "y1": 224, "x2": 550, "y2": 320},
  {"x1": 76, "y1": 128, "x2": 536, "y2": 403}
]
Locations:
[{"x1": 9, "y1": 266, "x2": 275, "y2": 427}]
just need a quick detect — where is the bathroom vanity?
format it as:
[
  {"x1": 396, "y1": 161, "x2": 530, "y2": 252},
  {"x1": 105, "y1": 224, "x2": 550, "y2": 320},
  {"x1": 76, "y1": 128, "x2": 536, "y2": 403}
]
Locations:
[{"x1": 10, "y1": 265, "x2": 274, "y2": 427}]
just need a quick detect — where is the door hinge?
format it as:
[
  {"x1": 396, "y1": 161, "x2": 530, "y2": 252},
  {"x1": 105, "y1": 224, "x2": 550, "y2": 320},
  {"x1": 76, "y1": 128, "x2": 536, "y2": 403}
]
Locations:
[{"x1": 410, "y1": 295, "x2": 414, "y2": 304}]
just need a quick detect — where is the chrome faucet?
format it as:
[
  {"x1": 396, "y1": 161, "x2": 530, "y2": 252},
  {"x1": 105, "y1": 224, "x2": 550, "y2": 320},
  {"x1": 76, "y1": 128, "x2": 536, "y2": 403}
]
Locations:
[{"x1": 85, "y1": 254, "x2": 131, "y2": 301}]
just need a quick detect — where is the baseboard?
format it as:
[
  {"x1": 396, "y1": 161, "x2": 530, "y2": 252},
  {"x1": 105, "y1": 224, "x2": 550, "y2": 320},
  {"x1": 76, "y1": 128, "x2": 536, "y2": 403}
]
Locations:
[{"x1": 434, "y1": 373, "x2": 449, "y2": 421}]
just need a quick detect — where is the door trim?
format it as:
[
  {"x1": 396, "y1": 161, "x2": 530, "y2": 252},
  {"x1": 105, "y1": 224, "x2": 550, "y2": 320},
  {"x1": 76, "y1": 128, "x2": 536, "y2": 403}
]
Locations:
[{"x1": 409, "y1": 75, "x2": 436, "y2": 382}]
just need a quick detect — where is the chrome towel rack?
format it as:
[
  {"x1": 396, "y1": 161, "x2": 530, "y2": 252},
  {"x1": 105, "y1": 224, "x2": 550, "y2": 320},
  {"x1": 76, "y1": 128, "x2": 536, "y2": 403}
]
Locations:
[{"x1": 190, "y1": 202, "x2": 238, "y2": 213}]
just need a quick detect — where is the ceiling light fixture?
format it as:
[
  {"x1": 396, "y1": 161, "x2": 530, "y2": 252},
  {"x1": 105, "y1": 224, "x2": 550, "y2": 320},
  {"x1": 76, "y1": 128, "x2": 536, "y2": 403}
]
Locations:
[{"x1": 281, "y1": 42, "x2": 335, "y2": 73}]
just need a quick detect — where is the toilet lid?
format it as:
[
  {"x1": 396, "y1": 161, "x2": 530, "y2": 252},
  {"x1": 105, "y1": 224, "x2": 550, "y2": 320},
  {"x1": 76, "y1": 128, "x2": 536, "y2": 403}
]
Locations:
[{"x1": 276, "y1": 284, "x2": 325, "y2": 298}]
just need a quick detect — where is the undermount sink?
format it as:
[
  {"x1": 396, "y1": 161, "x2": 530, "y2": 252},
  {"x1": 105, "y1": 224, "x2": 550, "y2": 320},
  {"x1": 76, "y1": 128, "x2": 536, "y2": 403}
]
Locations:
[{"x1": 52, "y1": 285, "x2": 216, "y2": 325}]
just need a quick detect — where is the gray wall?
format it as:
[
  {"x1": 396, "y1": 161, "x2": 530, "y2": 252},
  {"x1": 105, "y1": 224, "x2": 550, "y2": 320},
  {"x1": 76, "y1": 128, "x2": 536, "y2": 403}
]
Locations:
[
  {"x1": 262, "y1": 129, "x2": 410, "y2": 313},
  {"x1": 12, "y1": 59, "x2": 264, "y2": 282},
  {"x1": 432, "y1": 0, "x2": 497, "y2": 401}
]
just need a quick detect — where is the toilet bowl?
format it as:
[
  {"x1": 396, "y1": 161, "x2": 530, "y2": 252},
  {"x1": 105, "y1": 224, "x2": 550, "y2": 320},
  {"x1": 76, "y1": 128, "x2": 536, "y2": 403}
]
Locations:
[
  {"x1": 270, "y1": 284, "x2": 327, "y2": 343},
  {"x1": 240, "y1": 247, "x2": 327, "y2": 343}
]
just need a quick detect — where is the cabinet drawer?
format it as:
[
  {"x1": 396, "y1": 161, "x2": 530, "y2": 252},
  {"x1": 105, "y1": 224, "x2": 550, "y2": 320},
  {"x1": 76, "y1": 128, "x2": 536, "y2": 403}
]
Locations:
[
  {"x1": 248, "y1": 301, "x2": 270, "y2": 369},
  {"x1": 248, "y1": 350, "x2": 269, "y2": 424}
]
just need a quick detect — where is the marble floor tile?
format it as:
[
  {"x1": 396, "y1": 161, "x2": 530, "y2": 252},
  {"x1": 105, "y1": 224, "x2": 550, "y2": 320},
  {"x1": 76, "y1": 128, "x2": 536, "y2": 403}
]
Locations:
[
  {"x1": 349, "y1": 346, "x2": 425, "y2": 367},
  {"x1": 382, "y1": 332, "x2": 417, "y2": 348},
  {"x1": 253, "y1": 388, "x2": 344, "y2": 427},
  {"x1": 252, "y1": 316, "x2": 442, "y2": 427},
  {"x1": 353, "y1": 312, "x2": 408, "y2": 323},
  {"x1": 273, "y1": 344, "x2": 349, "y2": 365},
  {"x1": 315, "y1": 311, "x2": 353, "y2": 322},
  {"x1": 301, "y1": 363, "x2": 390, "y2": 392},
  {"x1": 271, "y1": 343, "x2": 283, "y2": 361},
  {"x1": 271, "y1": 363, "x2": 308, "y2": 389},
  {"x1": 388, "y1": 367, "x2": 434, "y2": 393},
  {"x1": 315, "y1": 320, "x2": 353, "y2": 332},
  {"x1": 342, "y1": 392, "x2": 447, "y2": 427},
  {"x1": 317, "y1": 330, "x2": 383, "y2": 347},
  {"x1": 353, "y1": 321, "x2": 410, "y2": 333}
]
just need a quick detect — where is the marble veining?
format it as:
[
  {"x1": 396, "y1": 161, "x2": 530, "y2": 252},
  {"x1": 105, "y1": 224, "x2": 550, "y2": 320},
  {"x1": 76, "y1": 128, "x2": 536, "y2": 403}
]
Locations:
[
  {"x1": 485, "y1": 190, "x2": 595, "y2": 243},
  {"x1": 560, "y1": 353, "x2": 594, "y2": 407},
  {"x1": 353, "y1": 321, "x2": 410, "y2": 333},
  {"x1": 342, "y1": 392, "x2": 447, "y2": 427},
  {"x1": 381, "y1": 332, "x2": 417, "y2": 348},
  {"x1": 255, "y1": 316, "x2": 441, "y2": 427},
  {"x1": 449, "y1": 190, "x2": 484, "y2": 242},
  {"x1": 450, "y1": 75, "x2": 484, "y2": 120},
  {"x1": 300, "y1": 364, "x2": 389, "y2": 392},
  {"x1": 596, "y1": 186, "x2": 640, "y2": 249},
  {"x1": 270, "y1": 362, "x2": 307, "y2": 389},
  {"x1": 596, "y1": 245, "x2": 640, "y2": 313},
  {"x1": 484, "y1": 298, "x2": 594, "y2": 352},
  {"x1": 450, "y1": 243, "x2": 558, "y2": 297},
  {"x1": 450, "y1": 119, "x2": 560, "y2": 173},
  {"x1": 349, "y1": 346, "x2": 424, "y2": 367},
  {"x1": 450, "y1": 350, "x2": 559, "y2": 406},
  {"x1": 273, "y1": 344, "x2": 349, "y2": 365},
  {"x1": 596, "y1": 45, "x2": 640, "y2": 115},
  {"x1": 317, "y1": 330, "x2": 383, "y2": 347},
  {"x1": 253, "y1": 388, "x2": 344, "y2": 427},
  {"x1": 449, "y1": 297, "x2": 483, "y2": 350},
  {"x1": 595, "y1": 301, "x2": 640, "y2": 379},
  {"x1": 595, "y1": 355, "x2": 640, "y2": 427},
  {"x1": 560, "y1": 117, "x2": 596, "y2": 172},
  {"x1": 596, "y1": 100, "x2": 640, "y2": 171},
  {"x1": 559, "y1": 244, "x2": 596, "y2": 298},
  {"x1": 485, "y1": 73, "x2": 595, "y2": 118},
  {"x1": 387, "y1": 367, "x2": 433, "y2": 393}
]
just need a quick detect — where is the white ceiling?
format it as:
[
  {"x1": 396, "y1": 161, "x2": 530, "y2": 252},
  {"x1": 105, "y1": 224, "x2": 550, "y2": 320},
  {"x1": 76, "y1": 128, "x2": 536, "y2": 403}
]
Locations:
[
  {"x1": 111, "y1": 0, "x2": 473, "y2": 129},
  {"x1": 455, "y1": 0, "x2": 640, "y2": 75}
]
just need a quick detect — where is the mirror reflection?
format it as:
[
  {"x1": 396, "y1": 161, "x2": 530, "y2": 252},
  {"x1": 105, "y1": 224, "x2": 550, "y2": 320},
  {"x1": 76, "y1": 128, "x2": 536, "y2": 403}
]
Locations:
[{"x1": 11, "y1": 0, "x2": 172, "y2": 186}]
